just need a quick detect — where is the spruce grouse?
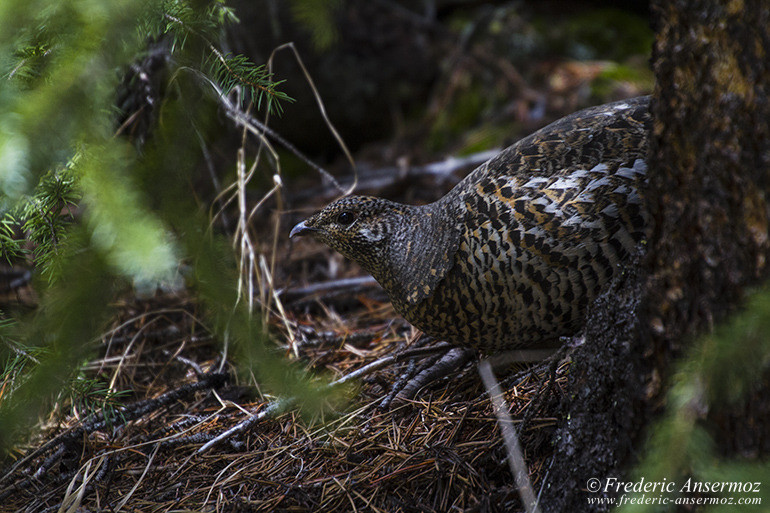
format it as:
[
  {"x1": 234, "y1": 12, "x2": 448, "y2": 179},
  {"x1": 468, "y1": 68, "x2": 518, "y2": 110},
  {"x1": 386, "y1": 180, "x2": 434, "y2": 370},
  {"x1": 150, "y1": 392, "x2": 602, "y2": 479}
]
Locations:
[{"x1": 291, "y1": 96, "x2": 651, "y2": 353}]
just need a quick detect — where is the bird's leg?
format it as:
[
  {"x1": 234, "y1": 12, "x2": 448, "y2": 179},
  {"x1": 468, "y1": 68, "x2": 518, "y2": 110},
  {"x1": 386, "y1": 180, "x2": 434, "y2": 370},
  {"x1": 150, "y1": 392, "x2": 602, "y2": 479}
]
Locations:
[
  {"x1": 389, "y1": 347, "x2": 477, "y2": 405},
  {"x1": 379, "y1": 357, "x2": 419, "y2": 409},
  {"x1": 376, "y1": 337, "x2": 451, "y2": 409},
  {"x1": 382, "y1": 344, "x2": 561, "y2": 408}
]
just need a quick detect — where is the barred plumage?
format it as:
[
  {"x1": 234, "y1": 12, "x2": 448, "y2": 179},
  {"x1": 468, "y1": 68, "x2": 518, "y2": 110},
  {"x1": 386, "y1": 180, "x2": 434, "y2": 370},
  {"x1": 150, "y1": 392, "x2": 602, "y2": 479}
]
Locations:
[{"x1": 291, "y1": 97, "x2": 651, "y2": 353}]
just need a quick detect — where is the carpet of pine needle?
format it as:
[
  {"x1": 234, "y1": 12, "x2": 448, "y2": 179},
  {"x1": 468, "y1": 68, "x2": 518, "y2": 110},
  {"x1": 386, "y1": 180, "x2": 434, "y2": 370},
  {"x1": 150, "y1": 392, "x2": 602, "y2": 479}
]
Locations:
[{"x1": 0, "y1": 213, "x2": 570, "y2": 513}]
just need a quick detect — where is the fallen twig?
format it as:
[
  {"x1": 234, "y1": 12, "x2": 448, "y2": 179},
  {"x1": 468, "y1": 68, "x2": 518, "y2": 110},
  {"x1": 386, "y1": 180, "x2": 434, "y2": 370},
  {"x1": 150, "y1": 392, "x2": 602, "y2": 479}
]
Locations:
[
  {"x1": 0, "y1": 371, "x2": 228, "y2": 495},
  {"x1": 291, "y1": 149, "x2": 500, "y2": 204},
  {"x1": 479, "y1": 359, "x2": 542, "y2": 513},
  {"x1": 280, "y1": 276, "x2": 378, "y2": 300},
  {"x1": 196, "y1": 343, "x2": 455, "y2": 454}
]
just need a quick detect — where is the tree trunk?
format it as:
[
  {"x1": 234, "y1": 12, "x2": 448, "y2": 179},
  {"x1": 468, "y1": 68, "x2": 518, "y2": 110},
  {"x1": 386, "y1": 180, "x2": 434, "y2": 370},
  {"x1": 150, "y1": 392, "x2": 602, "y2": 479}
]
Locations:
[{"x1": 647, "y1": 0, "x2": 770, "y2": 351}]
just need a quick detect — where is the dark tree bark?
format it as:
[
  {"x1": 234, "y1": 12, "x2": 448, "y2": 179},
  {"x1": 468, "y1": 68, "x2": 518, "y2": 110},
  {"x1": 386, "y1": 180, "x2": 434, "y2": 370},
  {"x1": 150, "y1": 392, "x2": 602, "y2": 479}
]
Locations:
[
  {"x1": 542, "y1": 2, "x2": 770, "y2": 511},
  {"x1": 647, "y1": 0, "x2": 770, "y2": 461},
  {"x1": 647, "y1": 0, "x2": 770, "y2": 350}
]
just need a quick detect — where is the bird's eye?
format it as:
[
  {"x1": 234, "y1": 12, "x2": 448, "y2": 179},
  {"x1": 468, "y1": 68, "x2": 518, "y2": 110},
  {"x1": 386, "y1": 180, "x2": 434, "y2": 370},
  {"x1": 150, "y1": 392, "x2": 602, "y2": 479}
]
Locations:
[{"x1": 337, "y1": 211, "x2": 355, "y2": 225}]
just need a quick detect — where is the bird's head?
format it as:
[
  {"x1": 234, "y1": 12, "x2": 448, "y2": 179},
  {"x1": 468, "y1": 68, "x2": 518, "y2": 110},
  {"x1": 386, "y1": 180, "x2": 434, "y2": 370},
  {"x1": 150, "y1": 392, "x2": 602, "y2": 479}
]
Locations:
[
  {"x1": 292, "y1": 194, "x2": 462, "y2": 308},
  {"x1": 290, "y1": 196, "x2": 413, "y2": 274}
]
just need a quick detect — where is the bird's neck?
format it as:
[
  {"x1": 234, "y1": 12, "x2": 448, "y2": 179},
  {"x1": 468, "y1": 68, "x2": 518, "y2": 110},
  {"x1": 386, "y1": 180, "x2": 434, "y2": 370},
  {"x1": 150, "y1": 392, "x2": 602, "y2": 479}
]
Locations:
[{"x1": 373, "y1": 200, "x2": 462, "y2": 309}]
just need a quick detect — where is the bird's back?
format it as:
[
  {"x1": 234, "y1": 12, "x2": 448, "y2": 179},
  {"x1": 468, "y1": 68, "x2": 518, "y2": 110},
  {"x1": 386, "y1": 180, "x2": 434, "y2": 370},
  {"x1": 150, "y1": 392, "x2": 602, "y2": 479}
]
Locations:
[{"x1": 397, "y1": 97, "x2": 651, "y2": 351}]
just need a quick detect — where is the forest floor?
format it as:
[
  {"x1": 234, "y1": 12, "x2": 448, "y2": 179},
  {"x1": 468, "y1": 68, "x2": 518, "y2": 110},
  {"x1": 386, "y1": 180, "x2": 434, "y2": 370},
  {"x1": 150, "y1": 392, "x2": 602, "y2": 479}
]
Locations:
[
  {"x1": 0, "y1": 3, "x2": 655, "y2": 511},
  {"x1": 1, "y1": 149, "x2": 577, "y2": 512}
]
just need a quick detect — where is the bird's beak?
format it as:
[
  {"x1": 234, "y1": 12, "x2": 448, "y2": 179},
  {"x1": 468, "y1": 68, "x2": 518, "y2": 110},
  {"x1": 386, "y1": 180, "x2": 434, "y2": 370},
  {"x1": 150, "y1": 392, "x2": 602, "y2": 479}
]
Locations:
[{"x1": 290, "y1": 220, "x2": 316, "y2": 238}]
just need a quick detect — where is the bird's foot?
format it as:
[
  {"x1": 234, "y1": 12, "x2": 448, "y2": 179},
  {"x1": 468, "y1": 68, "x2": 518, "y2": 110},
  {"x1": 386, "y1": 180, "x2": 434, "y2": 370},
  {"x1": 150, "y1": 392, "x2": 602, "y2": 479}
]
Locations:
[{"x1": 380, "y1": 346, "x2": 476, "y2": 408}]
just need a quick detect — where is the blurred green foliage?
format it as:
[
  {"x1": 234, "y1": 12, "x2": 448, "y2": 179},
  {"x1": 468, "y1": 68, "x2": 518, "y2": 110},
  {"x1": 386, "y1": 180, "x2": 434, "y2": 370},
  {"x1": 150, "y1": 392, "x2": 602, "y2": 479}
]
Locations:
[
  {"x1": 289, "y1": 0, "x2": 342, "y2": 51},
  {"x1": 622, "y1": 288, "x2": 770, "y2": 512},
  {"x1": 428, "y1": 83, "x2": 490, "y2": 153},
  {"x1": 0, "y1": 0, "x2": 328, "y2": 452},
  {"x1": 591, "y1": 62, "x2": 654, "y2": 100}
]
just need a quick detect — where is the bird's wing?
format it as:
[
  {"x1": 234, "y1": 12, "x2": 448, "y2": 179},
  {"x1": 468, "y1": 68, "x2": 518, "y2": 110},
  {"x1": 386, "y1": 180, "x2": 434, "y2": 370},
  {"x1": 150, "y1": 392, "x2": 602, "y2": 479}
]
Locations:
[{"x1": 451, "y1": 97, "x2": 652, "y2": 268}]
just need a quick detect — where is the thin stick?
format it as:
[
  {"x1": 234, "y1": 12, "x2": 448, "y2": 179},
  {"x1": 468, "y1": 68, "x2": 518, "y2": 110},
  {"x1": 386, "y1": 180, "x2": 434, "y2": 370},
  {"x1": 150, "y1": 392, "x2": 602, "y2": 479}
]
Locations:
[
  {"x1": 115, "y1": 443, "x2": 160, "y2": 512},
  {"x1": 478, "y1": 359, "x2": 541, "y2": 513},
  {"x1": 268, "y1": 42, "x2": 357, "y2": 196}
]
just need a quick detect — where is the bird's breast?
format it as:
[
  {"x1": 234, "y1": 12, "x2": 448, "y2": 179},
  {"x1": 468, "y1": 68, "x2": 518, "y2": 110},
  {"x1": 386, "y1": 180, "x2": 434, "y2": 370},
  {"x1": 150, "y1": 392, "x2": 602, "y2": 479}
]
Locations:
[{"x1": 401, "y1": 159, "x2": 647, "y2": 352}]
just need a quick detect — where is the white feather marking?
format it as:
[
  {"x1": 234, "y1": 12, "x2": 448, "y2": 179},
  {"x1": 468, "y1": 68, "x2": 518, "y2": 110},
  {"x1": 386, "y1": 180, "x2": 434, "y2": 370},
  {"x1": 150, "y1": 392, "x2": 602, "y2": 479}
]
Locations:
[
  {"x1": 612, "y1": 184, "x2": 631, "y2": 195},
  {"x1": 601, "y1": 204, "x2": 619, "y2": 217},
  {"x1": 589, "y1": 163, "x2": 610, "y2": 174},
  {"x1": 547, "y1": 176, "x2": 578, "y2": 190},
  {"x1": 522, "y1": 177, "x2": 549, "y2": 189},
  {"x1": 567, "y1": 169, "x2": 591, "y2": 179},
  {"x1": 360, "y1": 228, "x2": 384, "y2": 242},
  {"x1": 584, "y1": 177, "x2": 612, "y2": 192}
]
